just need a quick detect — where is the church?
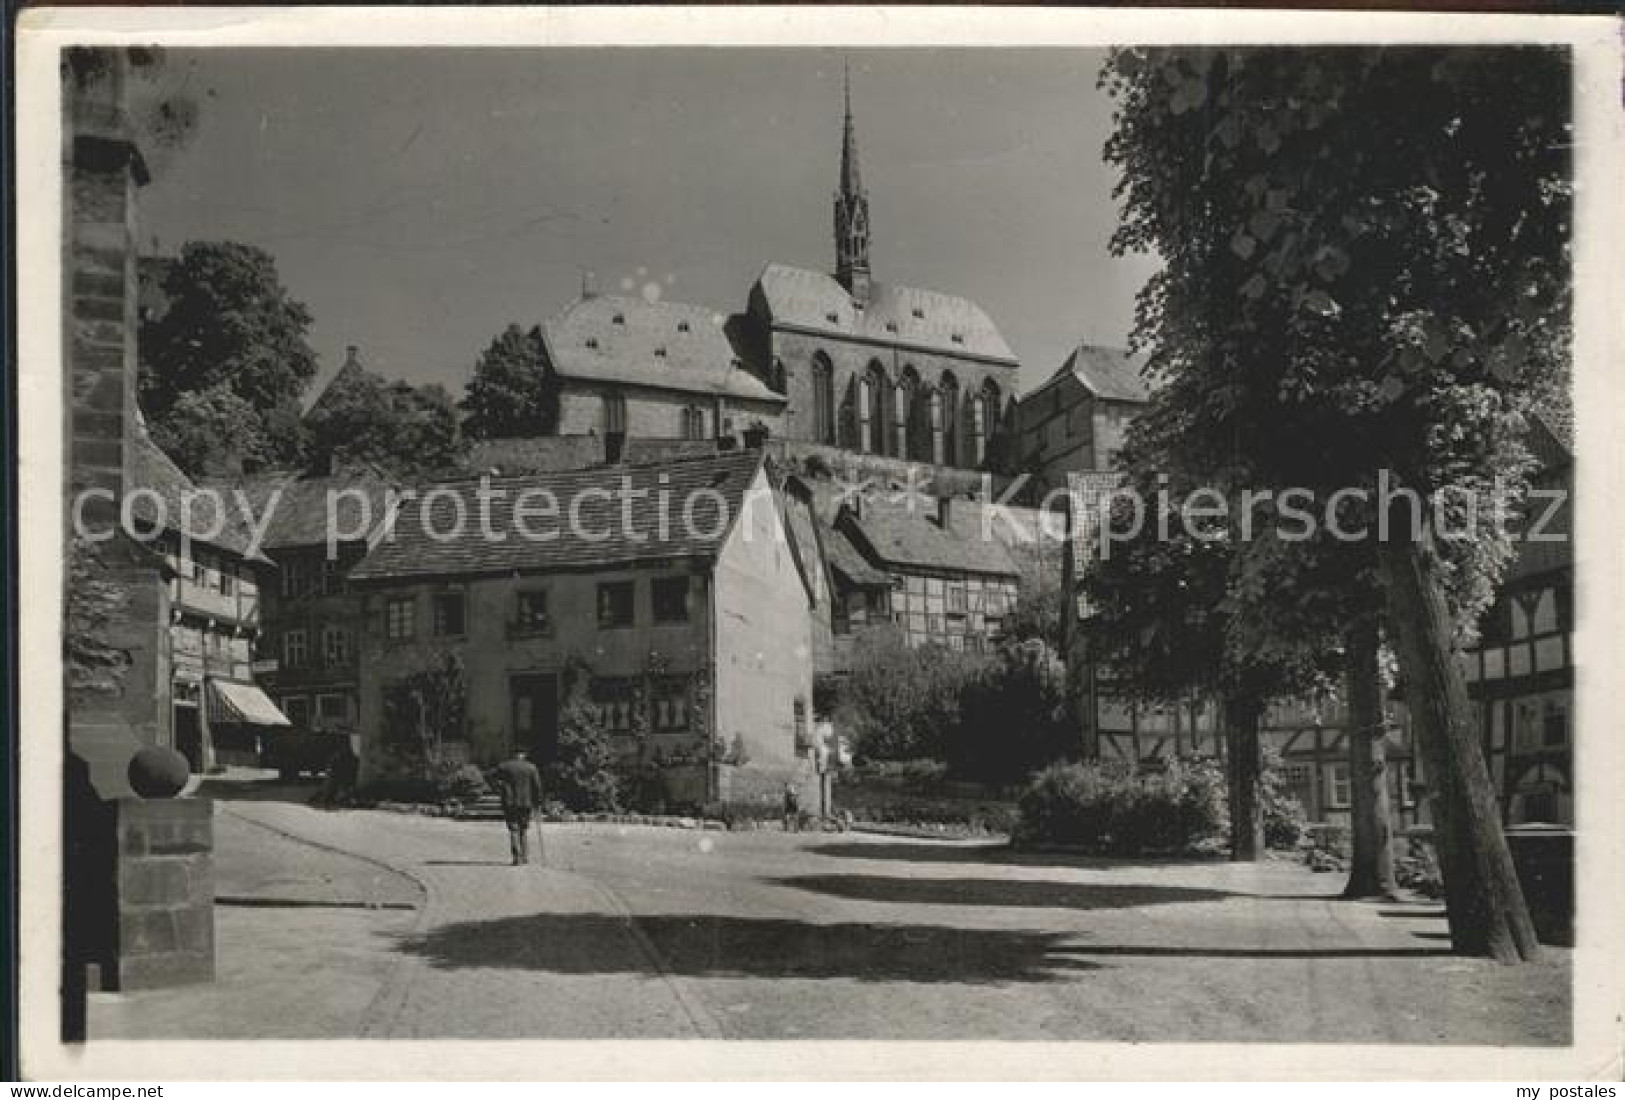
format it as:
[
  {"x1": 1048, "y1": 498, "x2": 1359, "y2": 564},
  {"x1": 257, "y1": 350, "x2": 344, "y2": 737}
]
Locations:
[{"x1": 529, "y1": 75, "x2": 1022, "y2": 471}]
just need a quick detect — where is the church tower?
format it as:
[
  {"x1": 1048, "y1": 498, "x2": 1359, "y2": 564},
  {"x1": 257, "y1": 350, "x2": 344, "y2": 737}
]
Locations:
[{"x1": 833, "y1": 65, "x2": 872, "y2": 304}]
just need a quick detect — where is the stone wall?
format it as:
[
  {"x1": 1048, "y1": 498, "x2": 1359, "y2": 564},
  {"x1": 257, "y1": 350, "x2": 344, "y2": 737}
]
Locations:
[
  {"x1": 112, "y1": 798, "x2": 215, "y2": 989},
  {"x1": 555, "y1": 380, "x2": 783, "y2": 441}
]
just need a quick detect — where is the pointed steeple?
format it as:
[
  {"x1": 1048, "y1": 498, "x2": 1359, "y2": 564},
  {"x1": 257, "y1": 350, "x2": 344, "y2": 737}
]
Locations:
[
  {"x1": 833, "y1": 61, "x2": 872, "y2": 304},
  {"x1": 840, "y1": 63, "x2": 862, "y2": 198}
]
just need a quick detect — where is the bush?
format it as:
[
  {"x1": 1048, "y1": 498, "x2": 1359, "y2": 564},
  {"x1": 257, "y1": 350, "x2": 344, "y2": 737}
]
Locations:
[
  {"x1": 1261, "y1": 749, "x2": 1308, "y2": 850},
  {"x1": 834, "y1": 629, "x2": 988, "y2": 763},
  {"x1": 544, "y1": 672, "x2": 624, "y2": 813},
  {"x1": 432, "y1": 761, "x2": 490, "y2": 802},
  {"x1": 1013, "y1": 758, "x2": 1228, "y2": 855}
]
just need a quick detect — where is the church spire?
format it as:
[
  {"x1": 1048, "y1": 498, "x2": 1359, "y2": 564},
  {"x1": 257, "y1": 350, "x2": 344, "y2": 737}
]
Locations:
[{"x1": 834, "y1": 61, "x2": 872, "y2": 304}]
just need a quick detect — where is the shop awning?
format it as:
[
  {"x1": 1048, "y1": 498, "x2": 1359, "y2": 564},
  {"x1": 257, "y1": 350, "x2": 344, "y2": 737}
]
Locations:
[{"x1": 206, "y1": 679, "x2": 292, "y2": 728}]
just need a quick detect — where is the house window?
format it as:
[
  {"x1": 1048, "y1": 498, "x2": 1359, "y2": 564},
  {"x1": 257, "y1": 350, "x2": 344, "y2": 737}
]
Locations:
[
  {"x1": 322, "y1": 558, "x2": 342, "y2": 596},
  {"x1": 911, "y1": 307, "x2": 925, "y2": 319},
  {"x1": 516, "y1": 590, "x2": 550, "y2": 634},
  {"x1": 281, "y1": 696, "x2": 310, "y2": 728},
  {"x1": 794, "y1": 697, "x2": 809, "y2": 752},
  {"x1": 432, "y1": 592, "x2": 466, "y2": 637},
  {"x1": 651, "y1": 676, "x2": 691, "y2": 732},
  {"x1": 1543, "y1": 697, "x2": 1569, "y2": 748},
  {"x1": 597, "y1": 581, "x2": 635, "y2": 629},
  {"x1": 281, "y1": 559, "x2": 309, "y2": 599},
  {"x1": 612, "y1": 312, "x2": 626, "y2": 325},
  {"x1": 385, "y1": 596, "x2": 416, "y2": 641},
  {"x1": 282, "y1": 629, "x2": 308, "y2": 669},
  {"x1": 652, "y1": 576, "x2": 690, "y2": 623},
  {"x1": 192, "y1": 559, "x2": 207, "y2": 587},
  {"x1": 322, "y1": 625, "x2": 349, "y2": 667},
  {"x1": 316, "y1": 693, "x2": 350, "y2": 726},
  {"x1": 585, "y1": 337, "x2": 599, "y2": 349},
  {"x1": 945, "y1": 583, "x2": 968, "y2": 615},
  {"x1": 681, "y1": 407, "x2": 706, "y2": 441},
  {"x1": 677, "y1": 320, "x2": 691, "y2": 333},
  {"x1": 592, "y1": 678, "x2": 636, "y2": 732},
  {"x1": 219, "y1": 566, "x2": 235, "y2": 596},
  {"x1": 1328, "y1": 763, "x2": 1352, "y2": 810}
]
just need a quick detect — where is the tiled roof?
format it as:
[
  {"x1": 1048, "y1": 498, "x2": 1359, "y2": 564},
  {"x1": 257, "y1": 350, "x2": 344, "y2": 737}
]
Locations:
[
  {"x1": 823, "y1": 524, "x2": 891, "y2": 588},
  {"x1": 127, "y1": 425, "x2": 268, "y2": 562},
  {"x1": 1043, "y1": 344, "x2": 1150, "y2": 405},
  {"x1": 543, "y1": 295, "x2": 784, "y2": 404},
  {"x1": 233, "y1": 469, "x2": 395, "y2": 551},
  {"x1": 348, "y1": 451, "x2": 768, "y2": 583},
  {"x1": 752, "y1": 263, "x2": 1017, "y2": 364},
  {"x1": 840, "y1": 497, "x2": 1019, "y2": 578}
]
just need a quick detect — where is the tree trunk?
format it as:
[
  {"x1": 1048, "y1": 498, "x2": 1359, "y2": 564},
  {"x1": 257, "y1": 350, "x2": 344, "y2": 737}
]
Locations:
[
  {"x1": 1378, "y1": 505, "x2": 1539, "y2": 962},
  {"x1": 1342, "y1": 616, "x2": 1398, "y2": 900},
  {"x1": 1225, "y1": 693, "x2": 1265, "y2": 862}
]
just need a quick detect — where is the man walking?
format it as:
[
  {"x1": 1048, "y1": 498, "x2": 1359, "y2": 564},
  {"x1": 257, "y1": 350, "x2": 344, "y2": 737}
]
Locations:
[{"x1": 489, "y1": 748, "x2": 545, "y2": 865}]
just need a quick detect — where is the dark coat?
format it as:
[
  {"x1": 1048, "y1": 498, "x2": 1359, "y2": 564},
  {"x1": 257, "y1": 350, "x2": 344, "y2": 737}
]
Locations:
[{"x1": 490, "y1": 757, "x2": 544, "y2": 811}]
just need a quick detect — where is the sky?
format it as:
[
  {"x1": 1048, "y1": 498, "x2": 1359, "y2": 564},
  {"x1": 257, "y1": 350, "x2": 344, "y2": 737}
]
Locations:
[{"x1": 140, "y1": 48, "x2": 1160, "y2": 399}]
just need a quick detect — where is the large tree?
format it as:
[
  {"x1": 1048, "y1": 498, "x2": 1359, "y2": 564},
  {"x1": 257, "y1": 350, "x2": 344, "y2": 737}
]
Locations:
[
  {"x1": 139, "y1": 240, "x2": 319, "y2": 475},
  {"x1": 1101, "y1": 47, "x2": 1569, "y2": 960},
  {"x1": 306, "y1": 363, "x2": 463, "y2": 478},
  {"x1": 460, "y1": 324, "x2": 554, "y2": 439}
]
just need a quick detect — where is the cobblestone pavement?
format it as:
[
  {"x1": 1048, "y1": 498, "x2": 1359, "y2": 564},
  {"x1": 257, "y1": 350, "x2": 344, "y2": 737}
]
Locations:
[{"x1": 93, "y1": 798, "x2": 1572, "y2": 1043}]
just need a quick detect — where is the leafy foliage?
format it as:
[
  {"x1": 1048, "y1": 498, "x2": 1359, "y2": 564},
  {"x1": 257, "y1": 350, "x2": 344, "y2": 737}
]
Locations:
[
  {"x1": 545, "y1": 667, "x2": 625, "y2": 813},
  {"x1": 834, "y1": 628, "x2": 986, "y2": 764},
  {"x1": 379, "y1": 654, "x2": 467, "y2": 766},
  {"x1": 139, "y1": 241, "x2": 319, "y2": 476},
  {"x1": 1014, "y1": 758, "x2": 1228, "y2": 855},
  {"x1": 1100, "y1": 47, "x2": 1569, "y2": 626},
  {"x1": 460, "y1": 324, "x2": 555, "y2": 439},
  {"x1": 307, "y1": 362, "x2": 463, "y2": 477}
]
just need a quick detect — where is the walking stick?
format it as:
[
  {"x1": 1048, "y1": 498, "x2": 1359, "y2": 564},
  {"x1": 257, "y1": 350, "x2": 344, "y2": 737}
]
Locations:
[{"x1": 534, "y1": 814, "x2": 546, "y2": 866}]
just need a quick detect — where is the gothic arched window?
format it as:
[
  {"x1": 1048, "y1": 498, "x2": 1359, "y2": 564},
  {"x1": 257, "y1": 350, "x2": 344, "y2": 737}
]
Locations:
[
  {"x1": 861, "y1": 362, "x2": 888, "y2": 456},
  {"x1": 939, "y1": 373, "x2": 960, "y2": 467},
  {"x1": 897, "y1": 368, "x2": 920, "y2": 461},
  {"x1": 811, "y1": 353, "x2": 836, "y2": 445}
]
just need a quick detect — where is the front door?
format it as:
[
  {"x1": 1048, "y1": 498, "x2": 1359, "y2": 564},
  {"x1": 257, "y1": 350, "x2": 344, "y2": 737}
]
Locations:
[
  {"x1": 174, "y1": 704, "x2": 203, "y2": 772},
  {"x1": 511, "y1": 674, "x2": 560, "y2": 763}
]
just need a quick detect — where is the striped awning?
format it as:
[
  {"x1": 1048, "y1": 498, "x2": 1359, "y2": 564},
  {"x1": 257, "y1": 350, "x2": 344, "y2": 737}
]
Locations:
[{"x1": 206, "y1": 679, "x2": 291, "y2": 728}]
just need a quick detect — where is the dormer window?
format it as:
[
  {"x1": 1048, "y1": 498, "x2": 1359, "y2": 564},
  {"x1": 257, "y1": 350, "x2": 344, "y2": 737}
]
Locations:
[
  {"x1": 654, "y1": 346, "x2": 668, "y2": 358},
  {"x1": 677, "y1": 321, "x2": 691, "y2": 333},
  {"x1": 824, "y1": 311, "x2": 839, "y2": 324},
  {"x1": 950, "y1": 333, "x2": 965, "y2": 345},
  {"x1": 612, "y1": 312, "x2": 626, "y2": 325}
]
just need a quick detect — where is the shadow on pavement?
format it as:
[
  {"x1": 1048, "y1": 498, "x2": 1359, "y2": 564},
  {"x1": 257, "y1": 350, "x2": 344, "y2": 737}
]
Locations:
[
  {"x1": 808, "y1": 840, "x2": 1228, "y2": 871},
  {"x1": 1055, "y1": 944, "x2": 1453, "y2": 959},
  {"x1": 771, "y1": 873, "x2": 1233, "y2": 909},
  {"x1": 393, "y1": 913, "x2": 1101, "y2": 984}
]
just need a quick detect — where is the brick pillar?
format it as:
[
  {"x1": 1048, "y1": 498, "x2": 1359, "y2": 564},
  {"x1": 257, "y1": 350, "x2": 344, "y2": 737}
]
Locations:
[
  {"x1": 63, "y1": 48, "x2": 170, "y2": 786},
  {"x1": 62, "y1": 51, "x2": 213, "y2": 1027}
]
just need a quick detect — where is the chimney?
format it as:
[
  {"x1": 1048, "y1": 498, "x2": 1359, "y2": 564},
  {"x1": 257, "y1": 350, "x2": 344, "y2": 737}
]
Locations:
[
  {"x1": 344, "y1": 345, "x2": 360, "y2": 369},
  {"x1": 581, "y1": 270, "x2": 598, "y2": 299}
]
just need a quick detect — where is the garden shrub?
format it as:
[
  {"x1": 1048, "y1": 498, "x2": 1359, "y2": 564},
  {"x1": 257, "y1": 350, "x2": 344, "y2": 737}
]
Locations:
[
  {"x1": 544, "y1": 672, "x2": 624, "y2": 813},
  {"x1": 1260, "y1": 749, "x2": 1309, "y2": 849},
  {"x1": 1013, "y1": 758, "x2": 1228, "y2": 855}
]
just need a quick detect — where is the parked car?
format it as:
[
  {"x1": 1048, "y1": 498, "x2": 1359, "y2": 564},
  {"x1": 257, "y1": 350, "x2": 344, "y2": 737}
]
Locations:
[{"x1": 261, "y1": 727, "x2": 349, "y2": 781}]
